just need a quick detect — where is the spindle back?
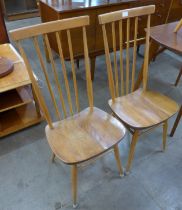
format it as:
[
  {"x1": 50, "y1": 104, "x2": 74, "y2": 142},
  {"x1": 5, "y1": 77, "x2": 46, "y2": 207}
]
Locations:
[
  {"x1": 98, "y1": 5, "x2": 155, "y2": 101},
  {"x1": 10, "y1": 16, "x2": 93, "y2": 129}
]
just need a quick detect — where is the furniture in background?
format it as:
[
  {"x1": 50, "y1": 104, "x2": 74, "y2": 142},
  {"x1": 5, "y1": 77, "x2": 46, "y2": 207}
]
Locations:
[
  {"x1": 0, "y1": 44, "x2": 42, "y2": 137},
  {"x1": 10, "y1": 16, "x2": 126, "y2": 207},
  {"x1": 98, "y1": 5, "x2": 179, "y2": 174},
  {"x1": 39, "y1": 0, "x2": 182, "y2": 80},
  {"x1": 135, "y1": 21, "x2": 182, "y2": 136},
  {"x1": 0, "y1": 1, "x2": 9, "y2": 44},
  {"x1": 0, "y1": 0, "x2": 39, "y2": 20},
  {"x1": 170, "y1": 19, "x2": 182, "y2": 137}
]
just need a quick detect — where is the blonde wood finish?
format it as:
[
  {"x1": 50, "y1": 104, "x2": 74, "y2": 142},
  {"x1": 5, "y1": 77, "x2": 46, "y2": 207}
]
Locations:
[
  {"x1": 126, "y1": 130, "x2": 139, "y2": 173},
  {"x1": 0, "y1": 44, "x2": 42, "y2": 137},
  {"x1": 108, "y1": 89, "x2": 179, "y2": 129},
  {"x1": 9, "y1": 16, "x2": 126, "y2": 205},
  {"x1": 10, "y1": 16, "x2": 90, "y2": 41},
  {"x1": 114, "y1": 145, "x2": 124, "y2": 176},
  {"x1": 72, "y1": 165, "x2": 78, "y2": 207},
  {"x1": 0, "y1": 44, "x2": 29, "y2": 93},
  {"x1": 45, "y1": 107, "x2": 125, "y2": 164},
  {"x1": 98, "y1": 5, "x2": 155, "y2": 24},
  {"x1": 174, "y1": 18, "x2": 182, "y2": 33},
  {"x1": 0, "y1": 103, "x2": 42, "y2": 137},
  {"x1": 0, "y1": 87, "x2": 32, "y2": 112},
  {"x1": 99, "y1": 6, "x2": 179, "y2": 172}
]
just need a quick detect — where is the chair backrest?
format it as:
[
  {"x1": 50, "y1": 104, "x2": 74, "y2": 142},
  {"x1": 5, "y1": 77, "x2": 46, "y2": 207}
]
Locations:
[
  {"x1": 9, "y1": 16, "x2": 93, "y2": 129},
  {"x1": 98, "y1": 5, "x2": 155, "y2": 101}
]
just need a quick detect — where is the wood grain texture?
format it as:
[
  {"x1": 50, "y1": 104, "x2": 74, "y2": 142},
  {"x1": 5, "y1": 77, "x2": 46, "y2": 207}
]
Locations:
[
  {"x1": 150, "y1": 22, "x2": 182, "y2": 55},
  {"x1": 45, "y1": 107, "x2": 125, "y2": 165},
  {"x1": 100, "y1": 6, "x2": 179, "y2": 172},
  {"x1": 46, "y1": 107, "x2": 125, "y2": 164},
  {"x1": 0, "y1": 44, "x2": 42, "y2": 137},
  {"x1": 39, "y1": 0, "x2": 176, "y2": 80},
  {"x1": 109, "y1": 88, "x2": 179, "y2": 129},
  {"x1": 0, "y1": 44, "x2": 30, "y2": 93},
  {"x1": 10, "y1": 16, "x2": 126, "y2": 205},
  {"x1": 98, "y1": 5, "x2": 155, "y2": 24}
]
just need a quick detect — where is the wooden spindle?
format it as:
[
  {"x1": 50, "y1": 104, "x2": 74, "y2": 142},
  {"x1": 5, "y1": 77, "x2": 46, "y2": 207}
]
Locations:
[
  {"x1": 44, "y1": 34, "x2": 67, "y2": 118},
  {"x1": 119, "y1": 20, "x2": 124, "y2": 96},
  {"x1": 33, "y1": 37, "x2": 61, "y2": 120},
  {"x1": 102, "y1": 24, "x2": 115, "y2": 101},
  {"x1": 56, "y1": 32, "x2": 74, "y2": 116},
  {"x1": 126, "y1": 18, "x2": 130, "y2": 94},
  {"x1": 143, "y1": 15, "x2": 151, "y2": 90},
  {"x1": 131, "y1": 17, "x2": 138, "y2": 92},
  {"x1": 82, "y1": 26, "x2": 94, "y2": 110},
  {"x1": 112, "y1": 21, "x2": 119, "y2": 97},
  {"x1": 67, "y1": 29, "x2": 80, "y2": 113},
  {"x1": 17, "y1": 41, "x2": 53, "y2": 128}
]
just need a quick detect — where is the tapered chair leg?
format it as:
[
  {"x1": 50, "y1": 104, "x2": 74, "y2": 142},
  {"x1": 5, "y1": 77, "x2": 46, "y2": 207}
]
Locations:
[
  {"x1": 174, "y1": 67, "x2": 182, "y2": 86},
  {"x1": 162, "y1": 121, "x2": 168, "y2": 152},
  {"x1": 170, "y1": 106, "x2": 182, "y2": 137},
  {"x1": 126, "y1": 130, "x2": 139, "y2": 174},
  {"x1": 72, "y1": 165, "x2": 78, "y2": 208},
  {"x1": 114, "y1": 145, "x2": 124, "y2": 177},
  {"x1": 51, "y1": 152, "x2": 55, "y2": 163}
]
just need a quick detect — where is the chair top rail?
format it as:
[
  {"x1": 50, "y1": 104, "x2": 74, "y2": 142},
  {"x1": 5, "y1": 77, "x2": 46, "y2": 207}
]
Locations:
[
  {"x1": 98, "y1": 5, "x2": 155, "y2": 25},
  {"x1": 10, "y1": 16, "x2": 89, "y2": 41}
]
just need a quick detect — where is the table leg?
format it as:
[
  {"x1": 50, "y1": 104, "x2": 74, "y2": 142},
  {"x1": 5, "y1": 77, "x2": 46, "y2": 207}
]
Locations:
[
  {"x1": 152, "y1": 46, "x2": 166, "y2": 62},
  {"x1": 170, "y1": 105, "x2": 182, "y2": 137},
  {"x1": 90, "y1": 57, "x2": 96, "y2": 81},
  {"x1": 134, "y1": 40, "x2": 160, "y2": 90},
  {"x1": 174, "y1": 67, "x2": 182, "y2": 86},
  {"x1": 76, "y1": 59, "x2": 79, "y2": 69}
]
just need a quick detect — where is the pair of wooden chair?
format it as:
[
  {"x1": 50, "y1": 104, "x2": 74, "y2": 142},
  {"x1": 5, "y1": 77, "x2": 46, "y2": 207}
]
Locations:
[{"x1": 10, "y1": 5, "x2": 179, "y2": 208}]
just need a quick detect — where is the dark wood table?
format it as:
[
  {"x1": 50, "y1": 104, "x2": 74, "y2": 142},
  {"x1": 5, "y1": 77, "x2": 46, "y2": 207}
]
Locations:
[
  {"x1": 39, "y1": 0, "x2": 176, "y2": 80},
  {"x1": 136, "y1": 22, "x2": 182, "y2": 136}
]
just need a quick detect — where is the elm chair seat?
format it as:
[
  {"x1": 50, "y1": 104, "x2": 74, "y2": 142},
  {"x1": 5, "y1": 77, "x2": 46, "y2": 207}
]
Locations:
[
  {"x1": 46, "y1": 107, "x2": 125, "y2": 164},
  {"x1": 109, "y1": 89, "x2": 179, "y2": 129}
]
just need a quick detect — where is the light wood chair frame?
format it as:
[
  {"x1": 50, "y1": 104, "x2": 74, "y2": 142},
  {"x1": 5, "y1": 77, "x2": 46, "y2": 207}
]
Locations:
[
  {"x1": 98, "y1": 5, "x2": 178, "y2": 173},
  {"x1": 10, "y1": 16, "x2": 125, "y2": 207}
]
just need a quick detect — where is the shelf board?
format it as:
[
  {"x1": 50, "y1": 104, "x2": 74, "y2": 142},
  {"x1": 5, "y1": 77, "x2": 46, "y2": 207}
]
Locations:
[
  {"x1": 0, "y1": 103, "x2": 43, "y2": 137},
  {"x1": 0, "y1": 87, "x2": 33, "y2": 112},
  {"x1": 6, "y1": 9, "x2": 39, "y2": 21}
]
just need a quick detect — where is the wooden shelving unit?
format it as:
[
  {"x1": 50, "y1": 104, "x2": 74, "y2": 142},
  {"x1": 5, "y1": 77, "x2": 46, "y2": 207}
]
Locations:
[{"x1": 0, "y1": 44, "x2": 43, "y2": 138}]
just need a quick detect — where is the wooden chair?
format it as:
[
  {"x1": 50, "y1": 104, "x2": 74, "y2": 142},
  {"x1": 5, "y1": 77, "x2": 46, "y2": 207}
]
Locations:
[
  {"x1": 98, "y1": 5, "x2": 179, "y2": 174},
  {"x1": 9, "y1": 16, "x2": 126, "y2": 207}
]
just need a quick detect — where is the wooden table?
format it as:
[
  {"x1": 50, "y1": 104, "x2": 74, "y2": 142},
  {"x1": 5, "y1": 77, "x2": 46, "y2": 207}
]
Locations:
[
  {"x1": 136, "y1": 22, "x2": 182, "y2": 136},
  {"x1": 39, "y1": 0, "x2": 177, "y2": 80},
  {"x1": 0, "y1": 44, "x2": 42, "y2": 137}
]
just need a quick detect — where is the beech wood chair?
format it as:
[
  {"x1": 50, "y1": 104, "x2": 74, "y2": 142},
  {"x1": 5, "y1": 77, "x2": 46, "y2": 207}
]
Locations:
[
  {"x1": 98, "y1": 5, "x2": 179, "y2": 174},
  {"x1": 9, "y1": 16, "x2": 126, "y2": 207}
]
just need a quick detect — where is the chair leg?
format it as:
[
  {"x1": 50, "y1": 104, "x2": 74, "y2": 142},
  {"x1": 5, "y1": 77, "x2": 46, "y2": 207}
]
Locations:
[
  {"x1": 162, "y1": 121, "x2": 168, "y2": 152},
  {"x1": 126, "y1": 130, "x2": 139, "y2": 174},
  {"x1": 72, "y1": 165, "x2": 78, "y2": 208},
  {"x1": 170, "y1": 105, "x2": 182, "y2": 137},
  {"x1": 113, "y1": 145, "x2": 124, "y2": 177},
  {"x1": 51, "y1": 152, "x2": 55, "y2": 163},
  {"x1": 174, "y1": 67, "x2": 182, "y2": 86}
]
